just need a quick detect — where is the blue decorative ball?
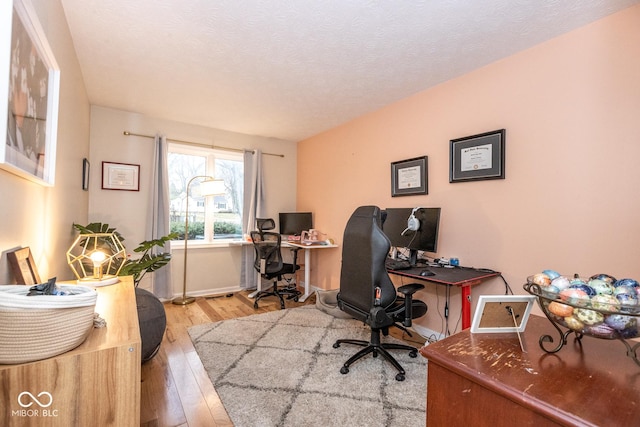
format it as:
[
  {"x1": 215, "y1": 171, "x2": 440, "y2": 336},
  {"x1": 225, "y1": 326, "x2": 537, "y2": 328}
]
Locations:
[
  {"x1": 542, "y1": 269, "x2": 561, "y2": 280},
  {"x1": 615, "y1": 278, "x2": 639, "y2": 288},
  {"x1": 589, "y1": 273, "x2": 617, "y2": 285},
  {"x1": 569, "y1": 284, "x2": 596, "y2": 297}
]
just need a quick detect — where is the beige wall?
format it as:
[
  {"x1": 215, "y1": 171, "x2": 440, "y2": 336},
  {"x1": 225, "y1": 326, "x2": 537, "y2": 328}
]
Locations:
[
  {"x1": 88, "y1": 106, "x2": 298, "y2": 296},
  {"x1": 0, "y1": 0, "x2": 90, "y2": 284},
  {"x1": 297, "y1": 5, "x2": 640, "y2": 335}
]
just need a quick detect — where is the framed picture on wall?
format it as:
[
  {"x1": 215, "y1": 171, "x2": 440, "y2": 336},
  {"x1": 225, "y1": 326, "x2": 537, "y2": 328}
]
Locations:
[
  {"x1": 102, "y1": 161, "x2": 140, "y2": 191},
  {"x1": 82, "y1": 158, "x2": 90, "y2": 190},
  {"x1": 450, "y1": 129, "x2": 505, "y2": 183},
  {"x1": 0, "y1": 0, "x2": 61, "y2": 186},
  {"x1": 391, "y1": 156, "x2": 428, "y2": 197}
]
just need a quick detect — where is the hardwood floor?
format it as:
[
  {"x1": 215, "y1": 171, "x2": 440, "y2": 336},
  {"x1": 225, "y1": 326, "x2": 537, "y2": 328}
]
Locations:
[{"x1": 139, "y1": 290, "x2": 423, "y2": 427}]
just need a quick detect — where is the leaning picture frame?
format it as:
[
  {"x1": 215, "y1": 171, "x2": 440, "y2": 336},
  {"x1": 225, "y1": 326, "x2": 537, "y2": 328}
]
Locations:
[
  {"x1": 0, "y1": 0, "x2": 60, "y2": 186},
  {"x1": 470, "y1": 295, "x2": 536, "y2": 334},
  {"x1": 391, "y1": 156, "x2": 428, "y2": 197},
  {"x1": 102, "y1": 161, "x2": 140, "y2": 191},
  {"x1": 450, "y1": 129, "x2": 505, "y2": 183}
]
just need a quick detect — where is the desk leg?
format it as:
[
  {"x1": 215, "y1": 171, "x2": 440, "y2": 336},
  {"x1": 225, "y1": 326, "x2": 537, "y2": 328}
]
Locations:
[
  {"x1": 248, "y1": 271, "x2": 262, "y2": 298},
  {"x1": 461, "y1": 286, "x2": 471, "y2": 329},
  {"x1": 298, "y1": 248, "x2": 312, "y2": 302}
]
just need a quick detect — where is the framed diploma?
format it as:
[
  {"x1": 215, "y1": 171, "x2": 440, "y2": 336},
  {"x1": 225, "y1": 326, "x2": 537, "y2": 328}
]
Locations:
[
  {"x1": 450, "y1": 129, "x2": 505, "y2": 183},
  {"x1": 391, "y1": 156, "x2": 428, "y2": 197},
  {"x1": 102, "y1": 161, "x2": 140, "y2": 191}
]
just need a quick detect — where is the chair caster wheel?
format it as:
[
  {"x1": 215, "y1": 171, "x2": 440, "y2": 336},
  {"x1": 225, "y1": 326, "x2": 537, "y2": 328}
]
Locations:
[
  {"x1": 253, "y1": 302, "x2": 258, "y2": 309},
  {"x1": 340, "y1": 366, "x2": 349, "y2": 375},
  {"x1": 395, "y1": 373, "x2": 405, "y2": 381},
  {"x1": 333, "y1": 342, "x2": 340, "y2": 348},
  {"x1": 293, "y1": 296, "x2": 299, "y2": 302},
  {"x1": 409, "y1": 350, "x2": 418, "y2": 358}
]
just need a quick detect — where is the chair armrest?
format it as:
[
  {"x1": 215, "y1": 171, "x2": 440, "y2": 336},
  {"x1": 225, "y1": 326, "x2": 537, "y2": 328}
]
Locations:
[
  {"x1": 397, "y1": 283, "x2": 424, "y2": 296},
  {"x1": 288, "y1": 247, "x2": 300, "y2": 265}
]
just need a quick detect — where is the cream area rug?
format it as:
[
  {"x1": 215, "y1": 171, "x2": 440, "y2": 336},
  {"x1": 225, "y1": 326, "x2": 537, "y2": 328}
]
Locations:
[{"x1": 188, "y1": 306, "x2": 427, "y2": 427}]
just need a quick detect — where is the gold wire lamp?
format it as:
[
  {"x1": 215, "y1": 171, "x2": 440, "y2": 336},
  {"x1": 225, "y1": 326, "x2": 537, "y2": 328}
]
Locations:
[
  {"x1": 172, "y1": 176, "x2": 226, "y2": 305},
  {"x1": 66, "y1": 232, "x2": 127, "y2": 286}
]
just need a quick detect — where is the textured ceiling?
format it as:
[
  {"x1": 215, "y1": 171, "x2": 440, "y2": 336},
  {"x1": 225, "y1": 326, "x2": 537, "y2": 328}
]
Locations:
[{"x1": 60, "y1": 0, "x2": 640, "y2": 142}]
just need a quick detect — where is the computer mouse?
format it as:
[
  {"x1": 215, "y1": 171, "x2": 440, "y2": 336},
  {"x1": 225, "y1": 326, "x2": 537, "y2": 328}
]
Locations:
[{"x1": 420, "y1": 269, "x2": 435, "y2": 277}]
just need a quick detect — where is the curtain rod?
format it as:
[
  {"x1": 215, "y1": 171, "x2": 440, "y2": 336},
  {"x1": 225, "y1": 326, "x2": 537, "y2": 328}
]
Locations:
[{"x1": 123, "y1": 131, "x2": 284, "y2": 158}]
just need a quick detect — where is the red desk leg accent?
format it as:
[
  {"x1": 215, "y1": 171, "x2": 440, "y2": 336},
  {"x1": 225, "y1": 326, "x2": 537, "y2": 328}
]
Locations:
[{"x1": 461, "y1": 286, "x2": 471, "y2": 329}]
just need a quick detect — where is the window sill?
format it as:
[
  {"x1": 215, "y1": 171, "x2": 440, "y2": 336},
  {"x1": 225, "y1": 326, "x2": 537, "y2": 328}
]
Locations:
[{"x1": 170, "y1": 239, "x2": 249, "y2": 250}]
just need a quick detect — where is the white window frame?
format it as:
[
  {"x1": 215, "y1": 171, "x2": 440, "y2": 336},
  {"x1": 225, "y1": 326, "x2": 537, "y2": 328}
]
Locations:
[{"x1": 168, "y1": 142, "x2": 243, "y2": 248}]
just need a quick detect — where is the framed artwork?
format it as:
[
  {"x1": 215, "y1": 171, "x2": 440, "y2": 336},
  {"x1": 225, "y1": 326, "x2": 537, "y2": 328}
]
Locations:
[
  {"x1": 0, "y1": 0, "x2": 60, "y2": 186},
  {"x1": 82, "y1": 158, "x2": 90, "y2": 190},
  {"x1": 450, "y1": 129, "x2": 505, "y2": 183},
  {"x1": 102, "y1": 161, "x2": 140, "y2": 191},
  {"x1": 470, "y1": 295, "x2": 536, "y2": 334},
  {"x1": 391, "y1": 156, "x2": 428, "y2": 197}
]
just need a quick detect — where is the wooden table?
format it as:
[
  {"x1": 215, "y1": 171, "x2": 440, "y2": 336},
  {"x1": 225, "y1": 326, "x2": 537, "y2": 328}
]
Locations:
[
  {"x1": 0, "y1": 277, "x2": 141, "y2": 426},
  {"x1": 419, "y1": 314, "x2": 640, "y2": 426}
]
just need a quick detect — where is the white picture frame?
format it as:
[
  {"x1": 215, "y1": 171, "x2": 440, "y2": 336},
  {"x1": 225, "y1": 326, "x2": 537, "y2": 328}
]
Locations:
[
  {"x1": 471, "y1": 295, "x2": 536, "y2": 333},
  {"x1": 1, "y1": 0, "x2": 60, "y2": 186}
]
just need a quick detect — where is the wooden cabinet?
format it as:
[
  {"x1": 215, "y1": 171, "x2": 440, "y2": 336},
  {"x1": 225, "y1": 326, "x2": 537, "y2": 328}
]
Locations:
[
  {"x1": 0, "y1": 277, "x2": 141, "y2": 426},
  {"x1": 420, "y1": 315, "x2": 640, "y2": 426}
]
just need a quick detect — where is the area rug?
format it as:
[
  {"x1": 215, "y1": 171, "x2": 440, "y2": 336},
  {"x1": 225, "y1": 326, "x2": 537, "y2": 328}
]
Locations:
[{"x1": 188, "y1": 306, "x2": 427, "y2": 427}]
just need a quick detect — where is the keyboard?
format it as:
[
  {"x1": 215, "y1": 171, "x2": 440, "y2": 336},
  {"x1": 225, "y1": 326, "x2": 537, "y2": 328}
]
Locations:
[{"x1": 385, "y1": 258, "x2": 411, "y2": 271}]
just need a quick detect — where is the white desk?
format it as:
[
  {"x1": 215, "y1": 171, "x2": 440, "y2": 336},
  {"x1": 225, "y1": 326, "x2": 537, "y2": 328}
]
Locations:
[{"x1": 285, "y1": 242, "x2": 338, "y2": 302}]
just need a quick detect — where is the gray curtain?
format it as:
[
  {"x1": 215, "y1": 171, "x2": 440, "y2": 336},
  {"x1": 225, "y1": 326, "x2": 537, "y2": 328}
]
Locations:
[
  {"x1": 240, "y1": 149, "x2": 264, "y2": 289},
  {"x1": 146, "y1": 134, "x2": 173, "y2": 298}
]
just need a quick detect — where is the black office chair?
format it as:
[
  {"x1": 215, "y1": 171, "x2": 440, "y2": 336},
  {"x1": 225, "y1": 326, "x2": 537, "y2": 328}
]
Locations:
[
  {"x1": 333, "y1": 205, "x2": 427, "y2": 381},
  {"x1": 251, "y1": 218, "x2": 301, "y2": 309}
]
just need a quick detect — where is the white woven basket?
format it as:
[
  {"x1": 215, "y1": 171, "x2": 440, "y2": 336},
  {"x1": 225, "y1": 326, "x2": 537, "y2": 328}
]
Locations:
[{"x1": 0, "y1": 285, "x2": 98, "y2": 364}]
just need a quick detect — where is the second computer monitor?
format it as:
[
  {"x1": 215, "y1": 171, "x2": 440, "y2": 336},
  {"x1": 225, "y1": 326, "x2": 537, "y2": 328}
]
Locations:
[{"x1": 279, "y1": 212, "x2": 313, "y2": 236}]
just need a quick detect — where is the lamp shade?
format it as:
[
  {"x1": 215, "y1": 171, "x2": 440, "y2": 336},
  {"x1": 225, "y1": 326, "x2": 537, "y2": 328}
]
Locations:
[
  {"x1": 66, "y1": 232, "x2": 126, "y2": 286},
  {"x1": 199, "y1": 178, "x2": 225, "y2": 196}
]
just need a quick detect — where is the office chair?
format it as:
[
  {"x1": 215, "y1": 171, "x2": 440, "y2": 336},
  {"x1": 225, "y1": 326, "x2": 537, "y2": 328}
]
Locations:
[
  {"x1": 333, "y1": 205, "x2": 427, "y2": 381},
  {"x1": 251, "y1": 218, "x2": 301, "y2": 309}
]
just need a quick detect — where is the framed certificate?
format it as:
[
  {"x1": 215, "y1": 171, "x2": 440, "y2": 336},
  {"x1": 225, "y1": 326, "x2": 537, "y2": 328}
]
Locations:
[
  {"x1": 102, "y1": 161, "x2": 140, "y2": 191},
  {"x1": 450, "y1": 129, "x2": 505, "y2": 183},
  {"x1": 391, "y1": 156, "x2": 428, "y2": 197}
]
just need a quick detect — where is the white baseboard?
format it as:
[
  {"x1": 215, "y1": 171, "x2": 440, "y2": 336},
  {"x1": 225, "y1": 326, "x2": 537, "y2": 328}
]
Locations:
[{"x1": 168, "y1": 285, "x2": 242, "y2": 302}]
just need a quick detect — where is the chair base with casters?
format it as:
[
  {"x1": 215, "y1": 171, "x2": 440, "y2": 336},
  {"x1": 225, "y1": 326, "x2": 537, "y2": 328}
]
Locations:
[
  {"x1": 333, "y1": 325, "x2": 419, "y2": 381},
  {"x1": 334, "y1": 283, "x2": 427, "y2": 381},
  {"x1": 253, "y1": 277, "x2": 301, "y2": 309}
]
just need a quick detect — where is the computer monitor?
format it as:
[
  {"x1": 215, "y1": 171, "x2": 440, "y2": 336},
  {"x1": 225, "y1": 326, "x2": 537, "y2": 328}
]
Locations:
[
  {"x1": 382, "y1": 207, "x2": 441, "y2": 266},
  {"x1": 279, "y1": 212, "x2": 313, "y2": 236}
]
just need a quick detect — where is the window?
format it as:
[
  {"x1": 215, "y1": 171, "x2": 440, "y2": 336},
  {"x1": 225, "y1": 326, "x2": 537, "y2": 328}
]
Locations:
[{"x1": 168, "y1": 143, "x2": 243, "y2": 243}]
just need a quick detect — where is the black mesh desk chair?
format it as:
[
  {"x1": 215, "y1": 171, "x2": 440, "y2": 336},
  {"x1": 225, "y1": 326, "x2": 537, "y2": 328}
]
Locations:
[{"x1": 251, "y1": 218, "x2": 301, "y2": 309}]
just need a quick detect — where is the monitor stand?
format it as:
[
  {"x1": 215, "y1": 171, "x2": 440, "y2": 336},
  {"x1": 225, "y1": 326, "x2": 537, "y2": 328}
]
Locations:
[{"x1": 409, "y1": 249, "x2": 419, "y2": 267}]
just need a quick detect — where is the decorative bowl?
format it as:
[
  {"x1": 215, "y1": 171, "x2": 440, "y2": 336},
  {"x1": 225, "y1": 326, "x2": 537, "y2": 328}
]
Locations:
[{"x1": 524, "y1": 272, "x2": 640, "y2": 366}]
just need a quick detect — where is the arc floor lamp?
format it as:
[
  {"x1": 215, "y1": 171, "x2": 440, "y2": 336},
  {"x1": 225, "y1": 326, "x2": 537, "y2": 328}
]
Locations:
[{"x1": 172, "y1": 175, "x2": 225, "y2": 305}]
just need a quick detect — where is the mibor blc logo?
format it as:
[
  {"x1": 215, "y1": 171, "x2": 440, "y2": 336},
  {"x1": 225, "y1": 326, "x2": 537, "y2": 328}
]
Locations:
[{"x1": 12, "y1": 391, "x2": 59, "y2": 418}]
